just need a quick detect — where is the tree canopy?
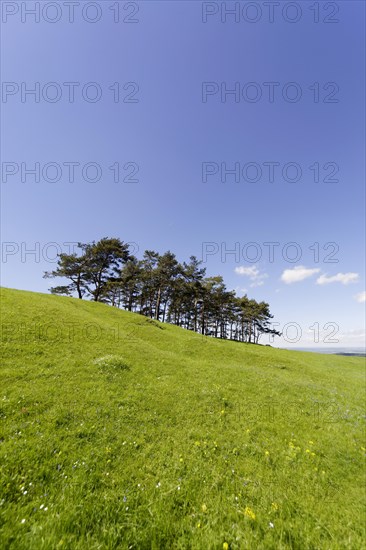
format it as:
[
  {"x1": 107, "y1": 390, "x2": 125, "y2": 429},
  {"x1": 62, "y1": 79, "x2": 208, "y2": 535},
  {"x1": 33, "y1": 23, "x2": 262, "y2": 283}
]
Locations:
[{"x1": 44, "y1": 238, "x2": 281, "y2": 344}]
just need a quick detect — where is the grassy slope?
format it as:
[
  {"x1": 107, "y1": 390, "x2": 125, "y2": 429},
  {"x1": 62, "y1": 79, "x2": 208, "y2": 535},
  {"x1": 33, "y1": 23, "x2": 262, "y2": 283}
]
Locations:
[{"x1": 0, "y1": 287, "x2": 365, "y2": 549}]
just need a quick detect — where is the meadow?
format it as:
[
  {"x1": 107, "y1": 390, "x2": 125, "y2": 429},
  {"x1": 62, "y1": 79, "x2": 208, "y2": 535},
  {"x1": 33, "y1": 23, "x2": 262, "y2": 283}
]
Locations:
[{"x1": 0, "y1": 287, "x2": 365, "y2": 549}]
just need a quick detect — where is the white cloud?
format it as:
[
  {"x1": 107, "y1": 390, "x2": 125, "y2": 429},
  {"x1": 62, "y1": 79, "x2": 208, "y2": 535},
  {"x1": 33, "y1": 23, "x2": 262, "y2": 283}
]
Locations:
[
  {"x1": 235, "y1": 266, "x2": 259, "y2": 278},
  {"x1": 250, "y1": 280, "x2": 265, "y2": 288},
  {"x1": 355, "y1": 291, "x2": 366, "y2": 303},
  {"x1": 235, "y1": 265, "x2": 268, "y2": 287},
  {"x1": 281, "y1": 266, "x2": 320, "y2": 284},
  {"x1": 316, "y1": 272, "x2": 359, "y2": 286}
]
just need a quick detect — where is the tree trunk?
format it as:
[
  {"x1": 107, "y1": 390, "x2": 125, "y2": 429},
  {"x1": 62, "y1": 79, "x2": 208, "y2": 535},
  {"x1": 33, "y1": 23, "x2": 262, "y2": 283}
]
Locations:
[
  {"x1": 76, "y1": 275, "x2": 83, "y2": 299},
  {"x1": 155, "y1": 287, "x2": 161, "y2": 320},
  {"x1": 162, "y1": 301, "x2": 167, "y2": 323}
]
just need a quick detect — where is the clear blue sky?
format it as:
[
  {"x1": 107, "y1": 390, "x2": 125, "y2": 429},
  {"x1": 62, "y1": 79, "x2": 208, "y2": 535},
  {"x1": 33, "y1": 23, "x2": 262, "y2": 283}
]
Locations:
[{"x1": 1, "y1": 1, "x2": 365, "y2": 348}]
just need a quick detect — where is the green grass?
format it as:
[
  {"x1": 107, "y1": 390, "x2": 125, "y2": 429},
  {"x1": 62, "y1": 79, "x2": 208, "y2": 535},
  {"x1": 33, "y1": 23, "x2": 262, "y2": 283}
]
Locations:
[{"x1": 0, "y1": 287, "x2": 365, "y2": 549}]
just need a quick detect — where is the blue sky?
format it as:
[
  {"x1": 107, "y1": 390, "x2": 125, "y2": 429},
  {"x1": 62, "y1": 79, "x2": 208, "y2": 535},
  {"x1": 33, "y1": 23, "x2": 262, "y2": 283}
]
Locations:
[{"x1": 1, "y1": 0, "x2": 365, "y2": 348}]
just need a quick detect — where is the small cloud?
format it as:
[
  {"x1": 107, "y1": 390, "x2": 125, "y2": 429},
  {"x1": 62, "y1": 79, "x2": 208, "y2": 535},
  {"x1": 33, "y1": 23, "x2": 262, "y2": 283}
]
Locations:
[
  {"x1": 235, "y1": 265, "x2": 268, "y2": 286},
  {"x1": 235, "y1": 266, "x2": 260, "y2": 278},
  {"x1": 355, "y1": 291, "x2": 366, "y2": 303},
  {"x1": 281, "y1": 266, "x2": 320, "y2": 284},
  {"x1": 250, "y1": 281, "x2": 263, "y2": 288},
  {"x1": 316, "y1": 272, "x2": 359, "y2": 286}
]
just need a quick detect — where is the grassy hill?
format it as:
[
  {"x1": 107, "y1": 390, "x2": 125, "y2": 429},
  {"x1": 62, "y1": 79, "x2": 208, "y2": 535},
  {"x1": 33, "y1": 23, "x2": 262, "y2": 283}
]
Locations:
[{"x1": 0, "y1": 287, "x2": 365, "y2": 549}]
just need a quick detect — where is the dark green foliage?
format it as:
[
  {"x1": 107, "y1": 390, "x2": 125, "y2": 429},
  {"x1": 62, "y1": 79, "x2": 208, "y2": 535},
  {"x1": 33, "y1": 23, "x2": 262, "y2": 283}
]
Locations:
[{"x1": 44, "y1": 238, "x2": 281, "y2": 343}]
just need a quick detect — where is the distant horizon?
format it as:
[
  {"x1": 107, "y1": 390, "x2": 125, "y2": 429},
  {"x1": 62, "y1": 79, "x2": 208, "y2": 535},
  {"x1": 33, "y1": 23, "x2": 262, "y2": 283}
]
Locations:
[{"x1": 279, "y1": 345, "x2": 366, "y2": 354}]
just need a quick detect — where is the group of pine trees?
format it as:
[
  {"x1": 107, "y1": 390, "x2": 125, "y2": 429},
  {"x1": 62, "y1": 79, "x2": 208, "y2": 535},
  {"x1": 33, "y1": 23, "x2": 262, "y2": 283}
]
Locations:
[{"x1": 44, "y1": 238, "x2": 281, "y2": 344}]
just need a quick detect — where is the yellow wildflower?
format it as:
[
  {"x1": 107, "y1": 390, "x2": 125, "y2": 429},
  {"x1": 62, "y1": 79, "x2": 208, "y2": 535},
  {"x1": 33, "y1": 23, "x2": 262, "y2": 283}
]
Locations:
[
  {"x1": 223, "y1": 543, "x2": 229, "y2": 550},
  {"x1": 244, "y1": 506, "x2": 256, "y2": 520},
  {"x1": 201, "y1": 504, "x2": 207, "y2": 513}
]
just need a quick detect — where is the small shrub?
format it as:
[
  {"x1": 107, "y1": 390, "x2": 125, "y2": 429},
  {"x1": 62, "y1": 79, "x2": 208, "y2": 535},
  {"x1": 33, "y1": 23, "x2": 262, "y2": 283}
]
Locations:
[{"x1": 93, "y1": 355, "x2": 130, "y2": 371}]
